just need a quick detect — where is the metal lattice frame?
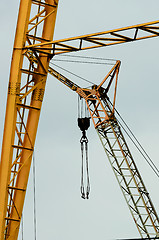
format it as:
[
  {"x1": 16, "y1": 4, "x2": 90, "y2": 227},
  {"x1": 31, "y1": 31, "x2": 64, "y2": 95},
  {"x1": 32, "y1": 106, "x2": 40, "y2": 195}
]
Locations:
[
  {"x1": 1, "y1": 1, "x2": 159, "y2": 239},
  {"x1": 25, "y1": 50, "x2": 159, "y2": 238},
  {"x1": 24, "y1": 20, "x2": 159, "y2": 55},
  {"x1": 0, "y1": 1, "x2": 58, "y2": 239},
  {"x1": 79, "y1": 87, "x2": 159, "y2": 239},
  {"x1": 56, "y1": 60, "x2": 159, "y2": 238},
  {"x1": 97, "y1": 118, "x2": 159, "y2": 238}
]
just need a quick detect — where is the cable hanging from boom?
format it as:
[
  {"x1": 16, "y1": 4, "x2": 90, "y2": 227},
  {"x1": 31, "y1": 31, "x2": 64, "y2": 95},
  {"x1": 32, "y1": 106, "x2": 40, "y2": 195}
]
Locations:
[
  {"x1": 50, "y1": 62, "x2": 94, "y2": 86},
  {"x1": 50, "y1": 55, "x2": 118, "y2": 87},
  {"x1": 107, "y1": 98, "x2": 159, "y2": 178},
  {"x1": 78, "y1": 96, "x2": 90, "y2": 199},
  {"x1": 53, "y1": 53, "x2": 118, "y2": 62}
]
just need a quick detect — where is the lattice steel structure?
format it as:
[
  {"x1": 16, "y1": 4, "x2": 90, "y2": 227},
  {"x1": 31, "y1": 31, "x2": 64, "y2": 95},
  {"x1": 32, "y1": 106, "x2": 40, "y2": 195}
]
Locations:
[
  {"x1": 25, "y1": 20, "x2": 159, "y2": 55},
  {"x1": 51, "y1": 61, "x2": 159, "y2": 239},
  {"x1": 0, "y1": 0, "x2": 58, "y2": 239},
  {"x1": 0, "y1": 0, "x2": 159, "y2": 239}
]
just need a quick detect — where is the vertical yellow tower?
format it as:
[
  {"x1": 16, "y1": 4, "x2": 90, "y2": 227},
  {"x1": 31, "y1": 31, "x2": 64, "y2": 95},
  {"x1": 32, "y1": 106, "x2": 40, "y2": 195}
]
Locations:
[{"x1": 0, "y1": 0, "x2": 58, "y2": 239}]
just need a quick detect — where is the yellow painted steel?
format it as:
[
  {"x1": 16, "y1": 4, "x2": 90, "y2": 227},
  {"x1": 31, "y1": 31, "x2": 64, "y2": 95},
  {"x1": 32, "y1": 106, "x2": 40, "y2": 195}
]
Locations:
[
  {"x1": 25, "y1": 20, "x2": 159, "y2": 55},
  {"x1": 50, "y1": 64, "x2": 159, "y2": 238},
  {"x1": 0, "y1": 1, "x2": 159, "y2": 239},
  {"x1": 0, "y1": 0, "x2": 58, "y2": 239},
  {"x1": 0, "y1": 1, "x2": 32, "y2": 238}
]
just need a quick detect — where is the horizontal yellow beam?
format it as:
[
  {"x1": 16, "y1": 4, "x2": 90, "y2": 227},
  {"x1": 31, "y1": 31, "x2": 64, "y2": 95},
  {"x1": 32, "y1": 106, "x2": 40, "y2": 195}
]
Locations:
[{"x1": 24, "y1": 20, "x2": 159, "y2": 55}]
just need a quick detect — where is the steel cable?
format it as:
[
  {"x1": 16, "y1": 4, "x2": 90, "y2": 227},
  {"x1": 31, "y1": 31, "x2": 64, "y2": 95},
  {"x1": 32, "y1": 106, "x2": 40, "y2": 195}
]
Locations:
[
  {"x1": 80, "y1": 135, "x2": 90, "y2": 199},
  {"x1": 49, "y1": 62, "x2": 94, "y2": 85},
  {"x1": 54, "y1": 54, "x2": 118, "y2": 62},
  {"x1": 52, "y1": 59, "x2": 116, "y2": 65},
  {"x1": 80, "y1": 141, "x2": 85, "y2": 199},
  {"x1": 85, "y1": 141, "x2": 90, "y2": 199},
  {"x1": 107, "y1": 100, "x2": 159, "y2": 178},
  {"x1": 33, "y1": 152, "x2": 37, "y2": 240}
]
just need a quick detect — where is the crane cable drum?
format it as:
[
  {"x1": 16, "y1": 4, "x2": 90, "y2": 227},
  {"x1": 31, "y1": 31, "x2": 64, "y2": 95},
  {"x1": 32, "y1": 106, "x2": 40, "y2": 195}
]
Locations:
[{"x1": 78, "y1": 96, "x2": 90, "y2": 199}]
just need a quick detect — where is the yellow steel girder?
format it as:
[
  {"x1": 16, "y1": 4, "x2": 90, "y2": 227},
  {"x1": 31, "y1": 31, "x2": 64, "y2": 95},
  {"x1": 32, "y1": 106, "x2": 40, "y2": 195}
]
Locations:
[
  {"x1": 0, "y1": 0, "x2": 159, "y2": 239},
  {"x1": 24, "y1": 20, "x2": 159, "y2": 55},
  {"x1": 0, "y1": 0, "x2": 58, "y2": 239},
  {"x1": 48, "y1": 63, "x2": 159, "y2": 238}
]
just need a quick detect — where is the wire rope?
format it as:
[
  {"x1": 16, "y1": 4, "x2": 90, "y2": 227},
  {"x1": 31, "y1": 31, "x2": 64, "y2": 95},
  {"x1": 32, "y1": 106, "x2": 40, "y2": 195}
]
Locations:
[
  {"x1": 52, "y1": 59, "x2": 116, "y2": 65},
  {"x1": 49, "y1": 62, "x2": 94, "y2": 86},
  {"x1": 80, "y1": 132, "x2": 90, "y2": 199},
  {"x1": 118, "y1": 118, "x2": 159, "y2": 178},
  {"x1": 50, "y1": 54, "x2": 118, "y2": 87},
  {"x1": 109, "y1": 101, "x2": 159, "y2": 178},
  {"x1": 33, "y1": 152, "x2": 37, "y2": 240},
  {"x1": 50, "y1": 59, "x2": 159, "y2": 179},
  {"x1": 52, "y1": 54, "x2": 159, "y2": 178},
  {"x1": 80, "y1": 140, "x2": 85, "y2": 198},
  {"x1": 78, "y1": 95, "x2": 80, "y2": 118},
  {"x1": 54, "y1": 54, "x2": 118, "y2": 62},
  {"x1": 85, "y1": 140, "x2": 90, "y2": 199}
]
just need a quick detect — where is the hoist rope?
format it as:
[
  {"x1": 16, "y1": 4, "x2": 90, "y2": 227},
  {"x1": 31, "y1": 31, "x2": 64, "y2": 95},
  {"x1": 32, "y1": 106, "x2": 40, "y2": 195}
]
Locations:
[
  {"x1": 81, "y1": 98, "x2": 83, "y2": 118},
  {"x1": 80, "y1": 135, "x2": 90, "y2": 199},
  {"x1": 78, "y1": 101, "x2": 91, "y2": 199},
  {"x1": 85, "y1": 141, "x2": 90, "y2": 198},
  {"x1": 33, "y1": 152, "x2": 37, "y2": 240},
  {"x1": 80, "y1": 140, "x2": 85, "y2": 198},
  {"x1": 78, "y1": 96, "x2": 80, "y2": 118},
  {"x1": 51, "y1": 57, "x2": 159, "y2": 180},
  {"x1": 108, "y1": 100, "x2": 159, "y2": 178},
  {"x1": 78, "y1": 96, "x2": 90, "y2": 119}
]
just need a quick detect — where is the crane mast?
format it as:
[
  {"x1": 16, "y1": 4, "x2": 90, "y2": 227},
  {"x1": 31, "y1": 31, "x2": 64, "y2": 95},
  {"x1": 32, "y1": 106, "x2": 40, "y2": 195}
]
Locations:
[
  {"x1": 0, "y1": 0, "x2": 58, "y2": 239},
  {"x1": 0, "y1": 0, "x2": 159, "y2": 239}
]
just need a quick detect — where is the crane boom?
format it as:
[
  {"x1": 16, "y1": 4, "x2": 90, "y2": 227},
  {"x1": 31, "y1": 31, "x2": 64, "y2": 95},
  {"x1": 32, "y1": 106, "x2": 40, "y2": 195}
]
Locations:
[
  {"x1": 48, "y1": 62, "x2": 159, "y2": 239},
  {"x1": 0, "y1": 0, "x2": 159, "y2": 239},
  {"x1": 92, "y1": 95, "x2": 159, "y2": 238}
]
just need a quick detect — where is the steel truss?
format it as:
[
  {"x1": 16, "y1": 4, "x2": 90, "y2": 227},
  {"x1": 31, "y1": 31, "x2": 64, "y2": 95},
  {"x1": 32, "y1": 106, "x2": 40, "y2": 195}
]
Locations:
[
  {"x1": 96, "y1": 109, "x2": 159, "y2": 239},
  {"x1": 76, "y1": 70, "x2": 159, "y2": 239},
  {"x1": 0, "y1": 0, "x2": 58, "y2": 239},
  {"x1": 24, "y1": 20, "x2": 159, "y2": 55},
  {"x1": 51, "y1": 62, "x2": 159, "y2": 238},
  {"x1": 1, "y1": 0, "x2": 159, "y2": 239}
]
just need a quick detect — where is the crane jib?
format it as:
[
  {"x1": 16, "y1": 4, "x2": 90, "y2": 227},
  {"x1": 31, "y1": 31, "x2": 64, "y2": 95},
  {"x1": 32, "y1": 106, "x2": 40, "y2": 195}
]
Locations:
[{"x1": 1, "y1": 0, "x2": 159, "y2": 239}]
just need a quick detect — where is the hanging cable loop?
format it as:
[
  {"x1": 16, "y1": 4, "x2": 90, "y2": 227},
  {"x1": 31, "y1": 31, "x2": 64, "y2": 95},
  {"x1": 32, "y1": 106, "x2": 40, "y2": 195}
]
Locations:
[
  {"x1": 80, "y1": 131, "x2": 90, "y2": 199},
  {"x1": 77, "y1": 97, "x2": 91, "y2": 199},
  {"x1": 85, "y1": 138, "x2": 90, "y2": 199},
  {"x1": 80, "y1": 139, "x2": 85, "y2": 199},
  {"x1": 78, "y1": 117, "x2": 90, "y2": 199}
]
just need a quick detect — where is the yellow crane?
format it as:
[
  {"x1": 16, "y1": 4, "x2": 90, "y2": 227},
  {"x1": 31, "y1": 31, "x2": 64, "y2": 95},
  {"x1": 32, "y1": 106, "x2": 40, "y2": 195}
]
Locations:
[{"x1": 0, "y1": 0, "x2": 159, "y2": 239}]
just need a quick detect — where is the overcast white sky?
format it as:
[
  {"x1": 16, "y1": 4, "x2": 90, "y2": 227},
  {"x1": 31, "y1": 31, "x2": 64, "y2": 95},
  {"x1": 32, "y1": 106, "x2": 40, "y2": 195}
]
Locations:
[{"x1": 0, "y1": 1, "x2": 159, "y2": 240}]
